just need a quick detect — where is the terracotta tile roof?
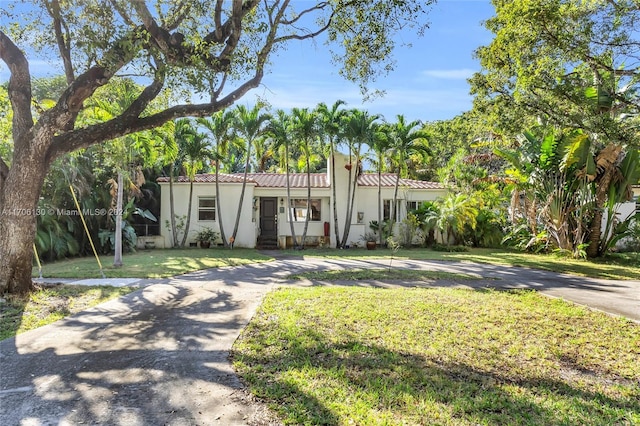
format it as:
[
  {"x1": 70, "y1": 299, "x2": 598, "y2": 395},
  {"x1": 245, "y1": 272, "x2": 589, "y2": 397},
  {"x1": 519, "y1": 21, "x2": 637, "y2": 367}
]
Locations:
[
  {"x1": 158, "y1": 172, "x2": 442, "y2": 189},
  {"x1": 157, "y1": 173, "x2": 329, "y2": 187},
  {"x1": 247, "y1": 173, "x2": 329, "y2": 188},
  {"x1": 156, "y1": 173, "x2": 247, "y2": 183},
  {"x1": 357, "y1": 173, "x2": 443, "y2": 189}
]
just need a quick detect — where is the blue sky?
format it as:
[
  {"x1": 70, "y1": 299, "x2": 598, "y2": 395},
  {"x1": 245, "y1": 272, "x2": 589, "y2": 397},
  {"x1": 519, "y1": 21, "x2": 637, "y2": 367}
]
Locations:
[
  {"x1": 1, "y1": 0, "x2": 496, "y2": 123},
  {"x1": 253, "y1": 0, "x2": 496, "y2": 122}
]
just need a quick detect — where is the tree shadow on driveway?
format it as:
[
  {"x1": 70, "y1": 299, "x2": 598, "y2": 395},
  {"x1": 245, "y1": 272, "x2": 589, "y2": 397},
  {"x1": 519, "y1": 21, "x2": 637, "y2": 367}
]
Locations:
[{"x1": 0, "y1": 282, "x2": 274, "y2": 425}]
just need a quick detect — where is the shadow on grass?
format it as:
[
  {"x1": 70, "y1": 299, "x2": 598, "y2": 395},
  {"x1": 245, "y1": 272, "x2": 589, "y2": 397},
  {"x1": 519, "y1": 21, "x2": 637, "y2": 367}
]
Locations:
[
  {"x1": 233, "y1": 323, "x2": 640, "y2": 425},
  {"x1": 0, "y1": 285, "x2": 134, "y2": 341},
  {"x1": 0, "y1": 295, "x2": 27, "y2": 341}
]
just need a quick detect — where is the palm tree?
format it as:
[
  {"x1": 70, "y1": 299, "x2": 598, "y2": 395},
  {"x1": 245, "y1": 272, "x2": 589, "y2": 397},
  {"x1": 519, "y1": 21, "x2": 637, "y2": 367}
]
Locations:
[
  {"x1": 291, "y1": 107, "x2": 320, "y2": 249},
  {"x1": 178, "y1": 124, "x2": 212, "y2": 247},
  {"x1": 197, "y1": 110, "x2": 237, "y2": 247},
  {"x1": 161, "y1": 119, "x2": 189, "y2": 247},
  {"x1": 267, "y1": 110, "x2": 299, "y2": 248},
  {"x1": 87, "y1": 78, "x2": 160, "y2": 266},
  {"x1": 252, "y1": 137, "x2": 275, "y2": 172},
  {"x1": 316, "y1": 100, "x2": 347, "y2": 248},
  {"x1": 387, "y1": 115, "x2": 430, "y2": 226},
  {"x1": 340, "y1": 109, "x2": 381, "y2": 248},
  {"x1": 371, "y1": 123, "x2": 391, "y2": 245},
  {"x1": 435, "y1": 192, "x2": 479, "y2": 245},
  {"x1": 232, "y1": 104, "x2": 270, "y2": 245}
]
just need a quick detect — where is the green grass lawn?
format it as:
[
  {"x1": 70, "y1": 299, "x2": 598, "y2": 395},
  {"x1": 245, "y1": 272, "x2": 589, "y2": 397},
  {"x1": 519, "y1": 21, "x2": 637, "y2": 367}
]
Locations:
[
  {"x1": 32, "y1": 246, "x2": 639, "y2": 280},
  {"x1": 32, "y1": 248, "x2": 274, "y2": 279},
  {"x1": 232, "y1": 287, "x2": 640, "y2": 425},
  {"x1": 290, "y1": 247, "x2": 640, "y2": 280},
  {"x1": 0, "y1": 285, "x2": 134, "y2": 340}
]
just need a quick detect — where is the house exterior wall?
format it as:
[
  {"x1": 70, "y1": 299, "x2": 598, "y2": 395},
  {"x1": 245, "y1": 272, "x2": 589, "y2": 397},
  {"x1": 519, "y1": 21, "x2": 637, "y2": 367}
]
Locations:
[
  {"x1": 329, "y1": 153, "x2": 353, "y2": 247},
  {"x1": 159, "y1": 181, "x2": 256, "y2": 248},
  {"x1": 328, "y1": 153, "x2": 448, "y2": 246},
  {"x1": 354, "y1": 186, "x2": 447, "y2": 243},
  {"x1": 254, "y1": 187, "x2": 332, "y2": 247},
  {"x1": 159, "y1": 153, "x2": 447, "y2": 249},
  {"x1": 610, "y1": 186, "x2": 639, "y2": 226}
]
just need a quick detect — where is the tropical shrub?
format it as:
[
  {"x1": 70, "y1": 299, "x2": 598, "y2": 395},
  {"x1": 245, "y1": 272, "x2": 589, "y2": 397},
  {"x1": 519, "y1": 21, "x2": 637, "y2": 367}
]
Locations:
[
  {"x1": 495, "y1": 128, "x2": 639, "y2": 258},
  {"x1": 615, "y1": 215, "x2": 640, "y2": 253},
  {"x1": 99, "y1": 222, "x2": 137, "y2": 253},
  {"x1": 431, "y1": 243, "x2": 469, "y2": 252},
  {"x1": 413, "y1": 201, "x2": 438, "y2": 247},
  {"x1": 398, "y1": 213, "x2": 421, "y2": 247},
  {"x1": 502, "y1": 221, "x2": 551, "y2": 253},
  {"x1": 465, "y1": 208, "x2": 506, "y2": 248}
]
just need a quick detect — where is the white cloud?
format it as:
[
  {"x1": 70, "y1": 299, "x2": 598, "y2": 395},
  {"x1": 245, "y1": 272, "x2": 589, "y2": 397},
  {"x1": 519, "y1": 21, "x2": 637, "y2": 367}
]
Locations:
[
  {"x1": 250, "y1": 77, "x2": 472, "y2": 122},
  {"x1": 421, "y1": 68, "x2": 476, "y2": 80}
]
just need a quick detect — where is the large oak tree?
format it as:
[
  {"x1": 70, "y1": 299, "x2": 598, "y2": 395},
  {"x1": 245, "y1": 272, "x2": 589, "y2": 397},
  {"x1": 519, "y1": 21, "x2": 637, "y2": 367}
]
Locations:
[
  {"x1": 470, "y1": 0, "x2": 640, "y2": 258},
  {"x1": 0, "y1": 0, "x2": 434, "y2": 294}
]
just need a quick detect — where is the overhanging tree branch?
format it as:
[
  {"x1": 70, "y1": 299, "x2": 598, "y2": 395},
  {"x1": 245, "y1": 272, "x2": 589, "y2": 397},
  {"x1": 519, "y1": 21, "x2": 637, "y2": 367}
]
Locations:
[
  {"x1": 164, "y1": 1, "x2": 192, "y2": 30},
  {"x1": 46, "y1": 0, "x2": 75, "y2": 84},
  {"x1": 0, "y1": 31, "x2": 33, "y2": 144},
  {"x1": 47, "y1": 64, "x2": 265, "y2": 159}
]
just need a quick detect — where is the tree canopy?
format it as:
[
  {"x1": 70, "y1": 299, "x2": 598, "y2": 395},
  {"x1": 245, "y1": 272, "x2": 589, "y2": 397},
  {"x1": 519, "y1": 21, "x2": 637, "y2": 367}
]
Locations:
[
  {"x1": 0, "y1": 0, "x2": 435, "y2": 294},
  {"x1": 471, "y1": 0, "x2": 640, "y2": 146}
]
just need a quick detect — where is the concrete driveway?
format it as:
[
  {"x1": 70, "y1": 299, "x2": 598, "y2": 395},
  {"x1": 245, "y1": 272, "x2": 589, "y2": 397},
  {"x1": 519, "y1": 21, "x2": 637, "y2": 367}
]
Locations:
[{"x1": 1, "y1": 257, "x2": 638, "y2": 425}]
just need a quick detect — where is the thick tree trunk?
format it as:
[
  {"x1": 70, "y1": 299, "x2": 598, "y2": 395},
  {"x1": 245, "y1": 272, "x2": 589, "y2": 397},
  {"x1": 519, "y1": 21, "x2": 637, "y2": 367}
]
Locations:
[
  {"x1": 0, "y1": 145, "x2": 49, "y2": 294},
  {"x1": 586, "y1": 208, "x2": 604, "y2": 258}
]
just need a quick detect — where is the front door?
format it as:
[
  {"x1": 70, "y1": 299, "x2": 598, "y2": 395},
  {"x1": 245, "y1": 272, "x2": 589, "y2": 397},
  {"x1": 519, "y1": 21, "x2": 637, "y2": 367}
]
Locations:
[{"x1": 260, "y1": 197, "x2": 278, "y2": 238}]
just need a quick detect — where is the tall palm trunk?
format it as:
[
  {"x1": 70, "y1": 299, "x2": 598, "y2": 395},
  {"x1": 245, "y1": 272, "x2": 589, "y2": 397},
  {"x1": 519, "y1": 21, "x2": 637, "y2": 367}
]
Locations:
[
  {"x1": 340, "y1": 151, "x2": 360, "y2": 248},
  {"x1": 181, "y1": 179, "x2": 194, "y2": 247},
  {"x1": 377, "y1": 166, "x2": 383, "y2": 245},
  {"x1": 168, "y1": 168, "x2": 178, "y2": 247},
  {"x1": 300, "y1": 157, "x2": 312, "y2": 248},
  {"x1": 214, "y1": 160, "x2": 228, "y2": 247},
  {"x1": 231, "y1": 142, "x2": 252, "y2": 243},
  {"x1": 113, "y1": 171, "x2": 124, "y2": 267},
  {"x1": 391, "y1": 167, "x2": 401, "y2": 227},
  {"x1": 340, "y1": 150, "x2": 353, "y2": 248},
  {"x1": 286, "y1": 145, "x2": 298, "y2": 248},
  {"x1": 331, "y1": 148, "x2": 341, "y2": 248}
]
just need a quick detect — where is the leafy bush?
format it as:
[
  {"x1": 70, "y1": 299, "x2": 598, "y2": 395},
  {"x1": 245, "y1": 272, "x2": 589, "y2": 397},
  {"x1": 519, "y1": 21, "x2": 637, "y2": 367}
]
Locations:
[
  {"x1": 431, "y1": 243, "x2": 469, "y2": 252},
  {"x1": 99, "y1": 222, "x2": 137, "y2": 253},
  {"x1": 398, "y1": 213, "x2": 420, "y2": 246},
  {"x1": 618, "y1": 217, "x2": 640, "y2": 252},
  {"x1": 464, "y1": 208, "x2": 505, "y2": 248},
  {"x1": 194, "y1": 227, "x2": 220, "y2": 243},
  {"x1": 502, "y1": 221, "x2": 551, "y2": 253}
]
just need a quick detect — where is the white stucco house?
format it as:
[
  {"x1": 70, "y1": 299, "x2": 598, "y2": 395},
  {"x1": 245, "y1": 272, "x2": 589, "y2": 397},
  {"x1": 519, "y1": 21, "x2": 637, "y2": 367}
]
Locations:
[
  {"x1": 618, "y1": 185, "x2": 640, "y2": 220},
  {"x1": 156, "y1": 153, "x2": 446, "y2": 249}
]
